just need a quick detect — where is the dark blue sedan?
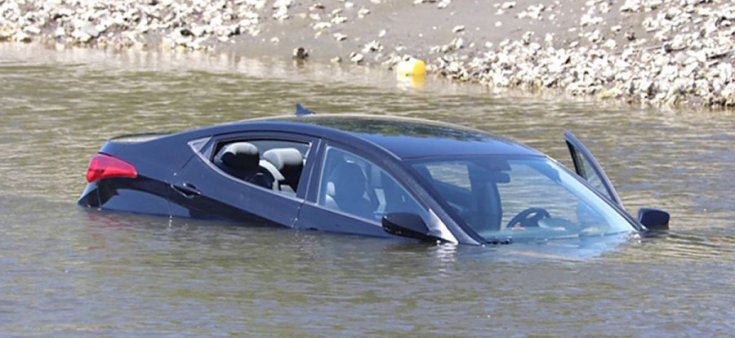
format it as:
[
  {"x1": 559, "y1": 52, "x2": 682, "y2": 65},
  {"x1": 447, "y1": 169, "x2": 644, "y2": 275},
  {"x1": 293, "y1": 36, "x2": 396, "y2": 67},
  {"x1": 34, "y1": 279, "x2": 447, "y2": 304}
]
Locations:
[{"x1": 79, "y1": 107, "x2": 669, "y2": 245}]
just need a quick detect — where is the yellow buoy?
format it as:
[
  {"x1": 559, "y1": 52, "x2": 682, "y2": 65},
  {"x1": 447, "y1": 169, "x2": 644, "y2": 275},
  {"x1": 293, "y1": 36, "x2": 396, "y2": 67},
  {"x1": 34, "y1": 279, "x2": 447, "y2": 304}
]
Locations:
[
  {"x1": 396, "y1": 57, "x2": 427, "y2": 88},
  {"x1": 396, "y1": 57, "x2": 427, "y2": 77}
]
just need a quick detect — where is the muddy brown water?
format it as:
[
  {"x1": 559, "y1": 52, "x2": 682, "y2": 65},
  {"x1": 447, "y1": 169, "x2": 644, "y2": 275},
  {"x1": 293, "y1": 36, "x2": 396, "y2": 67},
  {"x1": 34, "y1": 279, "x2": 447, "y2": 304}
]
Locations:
[{"x1": 1, "y1": 44, "x2": 734, "y2": 336}]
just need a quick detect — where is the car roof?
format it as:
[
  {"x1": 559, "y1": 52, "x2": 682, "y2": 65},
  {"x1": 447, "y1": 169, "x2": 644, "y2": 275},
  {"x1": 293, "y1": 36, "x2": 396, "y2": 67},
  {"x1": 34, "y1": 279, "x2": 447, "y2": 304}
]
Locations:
[{"x1": 253, "y1": 114, "x2": 542, "y2": 160}]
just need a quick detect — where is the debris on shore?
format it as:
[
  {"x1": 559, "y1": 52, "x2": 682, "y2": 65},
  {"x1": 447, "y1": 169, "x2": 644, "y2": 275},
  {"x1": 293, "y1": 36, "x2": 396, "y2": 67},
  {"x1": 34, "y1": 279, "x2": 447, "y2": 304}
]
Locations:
[{"x1": 0, "y1": 0, "x2": 733, "y2": 108}]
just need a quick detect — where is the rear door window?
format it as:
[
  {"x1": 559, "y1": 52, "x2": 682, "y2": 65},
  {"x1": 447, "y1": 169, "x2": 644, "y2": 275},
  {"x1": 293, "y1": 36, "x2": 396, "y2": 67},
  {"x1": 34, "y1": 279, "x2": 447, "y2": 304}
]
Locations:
[{"x1": 211, "y1": 139, "x2": 311, "y2": 196}]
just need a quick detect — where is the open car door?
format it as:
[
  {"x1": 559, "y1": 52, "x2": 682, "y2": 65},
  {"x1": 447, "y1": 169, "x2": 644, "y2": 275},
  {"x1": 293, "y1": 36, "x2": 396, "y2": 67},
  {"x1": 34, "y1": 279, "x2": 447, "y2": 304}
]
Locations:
[{"x1": 565, "y1": 131, "x2": 624, "y2": 208}]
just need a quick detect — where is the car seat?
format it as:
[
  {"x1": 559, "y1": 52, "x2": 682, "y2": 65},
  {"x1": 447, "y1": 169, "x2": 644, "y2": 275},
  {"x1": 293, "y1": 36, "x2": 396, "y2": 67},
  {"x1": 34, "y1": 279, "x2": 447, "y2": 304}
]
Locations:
[
  {"x1": 262, "y1": 148, "x2": 304, "y2": 192},
  {"x1": 325, "y1": 162, "x2": 374, "y2": 220},
  {"x1": 214, "y1": 142, "x2": 274, "y2": 189}
]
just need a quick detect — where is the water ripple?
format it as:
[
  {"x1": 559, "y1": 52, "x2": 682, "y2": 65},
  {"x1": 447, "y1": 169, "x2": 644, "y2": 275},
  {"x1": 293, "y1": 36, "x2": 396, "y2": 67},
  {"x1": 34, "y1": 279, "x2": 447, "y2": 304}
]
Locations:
[{"x1": 1, "y1": 43, "x2": 734, "y2": 336}]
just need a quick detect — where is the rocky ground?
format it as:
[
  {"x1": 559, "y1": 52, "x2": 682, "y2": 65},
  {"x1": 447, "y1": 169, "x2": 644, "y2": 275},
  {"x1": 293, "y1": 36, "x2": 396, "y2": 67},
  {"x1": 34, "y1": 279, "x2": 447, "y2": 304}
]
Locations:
[{"x1": 1, "y1": 0, "x2": 734, "y2": 108}]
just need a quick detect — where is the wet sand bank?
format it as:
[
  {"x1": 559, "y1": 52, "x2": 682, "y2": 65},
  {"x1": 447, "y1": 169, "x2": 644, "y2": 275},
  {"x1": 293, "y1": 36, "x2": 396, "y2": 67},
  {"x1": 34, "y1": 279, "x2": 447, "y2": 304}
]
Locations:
[{"x1": 1, "y1": 0, "x2": 733, "y2": 108}]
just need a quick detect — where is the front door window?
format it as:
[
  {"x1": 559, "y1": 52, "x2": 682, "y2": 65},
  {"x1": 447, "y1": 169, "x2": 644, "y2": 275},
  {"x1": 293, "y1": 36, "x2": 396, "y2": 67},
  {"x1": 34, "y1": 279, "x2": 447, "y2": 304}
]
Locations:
[{"x1": 317, "y1": 146, "x2": 428, "y2": 224}]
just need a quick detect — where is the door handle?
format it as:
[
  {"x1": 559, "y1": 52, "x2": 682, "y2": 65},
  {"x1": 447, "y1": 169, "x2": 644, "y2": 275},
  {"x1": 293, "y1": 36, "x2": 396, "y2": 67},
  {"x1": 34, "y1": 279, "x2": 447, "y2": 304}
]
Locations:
[{"x1": 172, "y1": 182, "x2": 201, "y2": 199}]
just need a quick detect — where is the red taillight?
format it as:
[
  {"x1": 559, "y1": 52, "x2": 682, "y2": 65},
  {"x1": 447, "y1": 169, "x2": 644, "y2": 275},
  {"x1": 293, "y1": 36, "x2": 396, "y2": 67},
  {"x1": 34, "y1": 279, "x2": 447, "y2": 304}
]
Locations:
[{"x1": 86, "y1": 153, "x2": 138, "y2": 183}]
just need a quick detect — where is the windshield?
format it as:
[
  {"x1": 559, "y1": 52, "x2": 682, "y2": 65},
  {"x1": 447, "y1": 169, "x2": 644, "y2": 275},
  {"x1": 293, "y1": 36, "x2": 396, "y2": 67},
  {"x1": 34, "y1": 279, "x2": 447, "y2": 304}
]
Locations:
[{"x1": 411, "y1": 155, "x2": 636, "y2": 242}]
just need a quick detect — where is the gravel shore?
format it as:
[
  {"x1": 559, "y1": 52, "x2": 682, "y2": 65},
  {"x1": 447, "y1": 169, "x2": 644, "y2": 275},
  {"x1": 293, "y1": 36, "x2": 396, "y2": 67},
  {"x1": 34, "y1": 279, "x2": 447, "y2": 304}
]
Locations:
[{"x1": 1, "y1": 0, "x2": 733, "y2": 108}]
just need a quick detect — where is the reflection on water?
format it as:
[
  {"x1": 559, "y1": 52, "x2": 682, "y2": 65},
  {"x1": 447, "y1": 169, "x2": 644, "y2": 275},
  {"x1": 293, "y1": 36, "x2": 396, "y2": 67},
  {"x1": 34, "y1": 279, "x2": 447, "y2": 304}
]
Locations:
[{"x1": 1, "y1": 43, "x2": 734, "y2": 336}]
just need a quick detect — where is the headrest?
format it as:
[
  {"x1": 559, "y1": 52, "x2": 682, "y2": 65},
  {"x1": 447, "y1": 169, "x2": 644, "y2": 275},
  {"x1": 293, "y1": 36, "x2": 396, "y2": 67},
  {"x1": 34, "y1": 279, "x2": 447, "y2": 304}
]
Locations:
[
  {"x1": 215, "y1": 142, "x2": 259, "y2": 171},
  {"x1": 262, "y1": 148, "x2": 303, "y2": 171}
]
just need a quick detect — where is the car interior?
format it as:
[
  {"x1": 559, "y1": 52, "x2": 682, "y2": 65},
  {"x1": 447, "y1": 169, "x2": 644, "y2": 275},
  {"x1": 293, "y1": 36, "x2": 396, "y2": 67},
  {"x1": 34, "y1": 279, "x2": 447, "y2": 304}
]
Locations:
[
  {"x1": 213, "y1": 142, "x2": 275, "y2": 188},
  {"x1": 213, "y1": 140, "x2": 309, "y2": 195},
  {"x1": 414, "y1": 161, "x2": 506, "y2": 233},
  {"x1": 319, "y1": 146, "x2": 427, "y2": 223},
  {"x1": 323, "y1": 161, "x2": 375, "y2": 219},
  {"x1": 262, "y1": 147, "x2": 304, "y2": 193}
]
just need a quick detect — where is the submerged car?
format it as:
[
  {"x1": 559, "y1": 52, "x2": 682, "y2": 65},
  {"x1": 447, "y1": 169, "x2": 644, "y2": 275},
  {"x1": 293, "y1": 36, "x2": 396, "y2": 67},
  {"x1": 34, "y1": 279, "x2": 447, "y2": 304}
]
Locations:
[{"x1": 78, "y1": 105, "x2": 669, "y2": 245}]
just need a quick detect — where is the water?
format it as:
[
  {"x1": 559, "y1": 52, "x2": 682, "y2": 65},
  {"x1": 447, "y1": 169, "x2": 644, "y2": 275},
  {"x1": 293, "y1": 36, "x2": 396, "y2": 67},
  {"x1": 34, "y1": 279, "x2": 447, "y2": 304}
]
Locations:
[{"x1": 1, "y1": 43, "x2": 734, "y2": 336}]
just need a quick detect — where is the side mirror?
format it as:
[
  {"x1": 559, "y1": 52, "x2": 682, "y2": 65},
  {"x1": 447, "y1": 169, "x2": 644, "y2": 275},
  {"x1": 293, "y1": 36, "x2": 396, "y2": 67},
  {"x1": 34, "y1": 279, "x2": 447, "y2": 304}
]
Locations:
[
  {"x1": 637, "y1": 208, "x2": 670, "y2": 231},
  {"x1": 382, "y1": 212, "x2": 443, "y2": 243}
]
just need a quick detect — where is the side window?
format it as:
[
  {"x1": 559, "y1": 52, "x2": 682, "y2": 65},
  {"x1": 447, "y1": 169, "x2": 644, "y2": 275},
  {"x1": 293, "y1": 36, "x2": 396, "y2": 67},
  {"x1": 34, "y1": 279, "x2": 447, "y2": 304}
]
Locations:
[
  {"x1": 212, "y1": 139, "x2": 310, "y2": 196},
  {"x1": 317, "y1": 146, "x2": 428, "y2": 224}
]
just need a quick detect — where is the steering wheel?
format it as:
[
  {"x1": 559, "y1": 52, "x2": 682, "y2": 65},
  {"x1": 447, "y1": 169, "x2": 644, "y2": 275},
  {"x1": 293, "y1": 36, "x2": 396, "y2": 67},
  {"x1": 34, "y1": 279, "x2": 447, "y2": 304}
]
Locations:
[{"x1": 506, "y1": 207, "x2": 551, "y2": 228}]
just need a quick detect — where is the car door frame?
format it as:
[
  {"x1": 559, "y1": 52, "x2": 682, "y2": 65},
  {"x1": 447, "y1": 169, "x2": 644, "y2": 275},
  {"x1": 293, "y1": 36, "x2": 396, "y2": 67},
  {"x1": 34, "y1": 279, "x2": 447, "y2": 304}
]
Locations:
[
  {"x1": 565, "y1": 130, "x2": 624, "y2": 208},
  {"x1": 295, "y1": 138, "x2": 465, "y2": 244},
  {"x1": 169, "y1": 131, "x2": 319, "y2": 227},
  {"x1": 294, "y1": 140, "x2": 395, "y2": 238}
]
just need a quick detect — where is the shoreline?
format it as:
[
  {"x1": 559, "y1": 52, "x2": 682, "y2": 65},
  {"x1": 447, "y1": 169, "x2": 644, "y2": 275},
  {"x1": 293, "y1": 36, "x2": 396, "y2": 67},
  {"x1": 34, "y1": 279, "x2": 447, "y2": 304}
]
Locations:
[{"x1": 1, "y1": 0, "x2": 733, "y2": 109}]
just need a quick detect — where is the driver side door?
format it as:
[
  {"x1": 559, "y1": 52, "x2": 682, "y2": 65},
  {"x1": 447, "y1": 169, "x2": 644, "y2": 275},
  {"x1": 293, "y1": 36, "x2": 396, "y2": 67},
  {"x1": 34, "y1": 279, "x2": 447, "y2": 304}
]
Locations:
[{"x1": 565, "y1": 131, "x2": 624, "y2": 208}]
